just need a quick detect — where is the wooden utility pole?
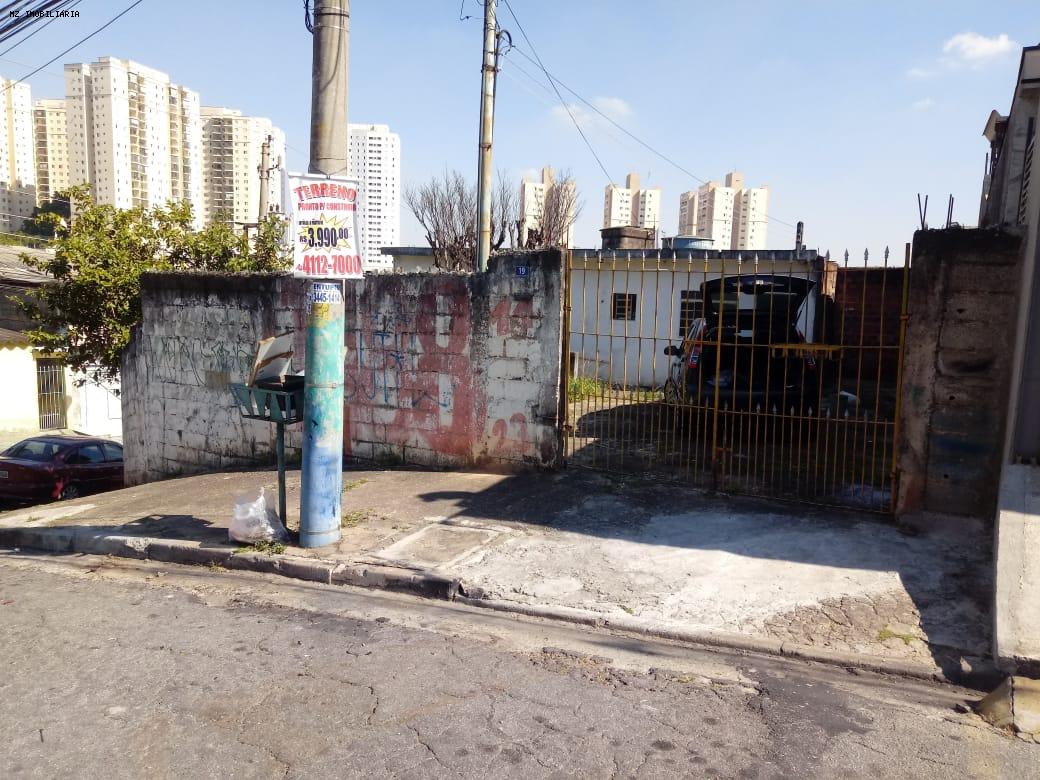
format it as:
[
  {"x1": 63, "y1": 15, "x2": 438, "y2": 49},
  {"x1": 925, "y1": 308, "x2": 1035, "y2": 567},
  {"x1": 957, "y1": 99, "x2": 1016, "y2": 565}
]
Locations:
[
  {"x1": 475, "y1": 0, "x2": 497, "y2": 272},
  {"x1": 309, "y1": 0, "x2": 350, "y2": 175}
]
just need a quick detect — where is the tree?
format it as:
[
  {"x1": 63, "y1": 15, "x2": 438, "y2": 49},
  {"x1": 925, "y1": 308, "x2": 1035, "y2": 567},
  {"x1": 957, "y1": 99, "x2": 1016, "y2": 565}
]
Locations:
[
  {"x1": 21, "y1": 190, "x2": 72, "y2": 237},
  {"x1": 403, "y1": 169, "x2": 517, "y2": 272},
  {"x1": 522, "y1": 169, "x2": 581, "y2": 250},
  {"x1": 19, "y1": 186, "x2": 290, "y2": 384}
]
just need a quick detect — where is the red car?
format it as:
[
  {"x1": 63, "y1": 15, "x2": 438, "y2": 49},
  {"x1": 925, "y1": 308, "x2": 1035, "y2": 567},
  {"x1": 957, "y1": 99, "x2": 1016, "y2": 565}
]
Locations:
[{"x1": 0, "y1": 435, "x2": 124, "y2": 502}]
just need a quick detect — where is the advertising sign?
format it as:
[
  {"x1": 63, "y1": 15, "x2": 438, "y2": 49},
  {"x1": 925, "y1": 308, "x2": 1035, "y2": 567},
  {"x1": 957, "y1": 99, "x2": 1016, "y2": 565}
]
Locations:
[{"x1": 285, "y1": 172, "x2": 364, "y2": 279}]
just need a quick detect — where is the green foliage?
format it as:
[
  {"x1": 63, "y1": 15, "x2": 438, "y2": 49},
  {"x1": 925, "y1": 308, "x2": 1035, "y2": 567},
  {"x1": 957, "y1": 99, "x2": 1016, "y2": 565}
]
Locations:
[
  {"x1": 19, "y1": 186, "x2": 291, "y2": 384},
  {"x1": 237, "y1": 540, "x2": 287, "y2": 556},
  {"x1": 568, "y1": 375, "x2": 608, "y2": 402},
  {"x1": 21, "y1": 190, "x2": 72, "y2": 237}
]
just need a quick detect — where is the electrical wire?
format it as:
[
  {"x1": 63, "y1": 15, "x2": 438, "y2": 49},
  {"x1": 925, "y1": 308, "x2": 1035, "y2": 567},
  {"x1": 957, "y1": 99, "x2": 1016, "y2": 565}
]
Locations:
[
  {"x1": 0, "y1": 0, "x2": 82, "y2": 58},
  {"x1": 499, "y1": 0, "x2": 614, "y2": 185},
  {"x1": 0, "y1": 1, "x2": 78, "y2": 47},
  {"x1": 501, "y1": 42, "x2": 798, "y2": 230},
  {"x1": 3, "y1": 0, "x2": 146, "y2": 94}
]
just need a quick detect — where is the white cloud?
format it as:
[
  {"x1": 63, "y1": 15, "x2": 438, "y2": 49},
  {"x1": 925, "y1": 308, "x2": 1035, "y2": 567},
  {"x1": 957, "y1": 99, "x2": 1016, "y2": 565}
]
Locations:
[
  {"x1": 550, "y1": 96, "x2": 632, "y2": 127},
  {"x1": 912, "y1": 97, "x2": 936, "y2": 111},
  {"x1": 907, "y1": 31, "x2": 1018, "y2": 80},
  {"x1": 941, "y1": 32, "x2": 1018, "y2": 65}
]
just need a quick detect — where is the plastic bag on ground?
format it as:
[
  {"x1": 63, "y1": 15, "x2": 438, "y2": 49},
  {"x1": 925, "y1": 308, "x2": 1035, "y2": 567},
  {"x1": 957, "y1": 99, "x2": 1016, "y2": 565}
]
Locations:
[{"x1": 229, "y1": 487, "x2": 289, "y2": 544}]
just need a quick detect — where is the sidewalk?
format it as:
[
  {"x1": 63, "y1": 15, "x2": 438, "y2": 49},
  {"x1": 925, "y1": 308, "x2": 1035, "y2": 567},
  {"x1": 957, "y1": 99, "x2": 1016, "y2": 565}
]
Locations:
[{"x1": 0, "y1": 466, "x2": 994, "y2": 682}]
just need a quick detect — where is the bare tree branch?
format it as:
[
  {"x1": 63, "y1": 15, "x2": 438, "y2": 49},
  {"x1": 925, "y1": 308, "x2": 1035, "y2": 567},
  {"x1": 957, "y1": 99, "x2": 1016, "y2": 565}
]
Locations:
[
  {"x1": 403, "y1": 168, "x2": 518, "y2": 272},
  {"x1": 521, "y1": 168, "x2": 581, "y2": 250}
]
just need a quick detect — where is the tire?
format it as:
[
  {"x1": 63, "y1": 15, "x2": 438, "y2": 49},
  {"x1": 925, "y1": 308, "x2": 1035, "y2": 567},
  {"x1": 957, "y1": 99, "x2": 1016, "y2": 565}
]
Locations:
[{"x1": 59, "y1": 483, "x2": 81, "y2": 500}]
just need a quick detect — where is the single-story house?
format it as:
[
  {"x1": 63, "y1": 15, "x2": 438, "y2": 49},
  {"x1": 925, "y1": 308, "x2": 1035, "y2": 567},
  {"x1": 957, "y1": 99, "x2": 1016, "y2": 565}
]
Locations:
[{"x1": 0, "y1": 245, "x2": 122, "y2": 448}]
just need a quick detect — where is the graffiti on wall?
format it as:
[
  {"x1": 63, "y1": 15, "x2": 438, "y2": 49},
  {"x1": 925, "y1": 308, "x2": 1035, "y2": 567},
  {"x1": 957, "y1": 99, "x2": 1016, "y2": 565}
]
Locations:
[
  {"x1": 344, "y1": 286, "x2": 486, "y2": 459},
  {"x1": 149, "y1": 335, "x2": 254, "y2": 386}
]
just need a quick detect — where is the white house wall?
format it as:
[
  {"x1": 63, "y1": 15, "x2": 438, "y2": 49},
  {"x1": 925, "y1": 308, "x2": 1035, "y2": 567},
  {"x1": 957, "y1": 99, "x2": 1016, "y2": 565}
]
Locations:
[{"x1": 569, "y1": 260, "x2": 818, "y2": 388}]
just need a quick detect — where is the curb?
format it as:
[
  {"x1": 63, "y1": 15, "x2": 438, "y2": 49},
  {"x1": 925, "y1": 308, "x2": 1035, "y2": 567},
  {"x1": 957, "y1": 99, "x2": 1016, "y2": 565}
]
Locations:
[
  {"x1": 0, "y1": 525, "x2": 992, "y2": 686},
  {"x1": 454, "y1": 594, "x2": 955, "y2": 684},
  {"x1": 0, "y1": 526, "x2": 459, "y2": 600}
]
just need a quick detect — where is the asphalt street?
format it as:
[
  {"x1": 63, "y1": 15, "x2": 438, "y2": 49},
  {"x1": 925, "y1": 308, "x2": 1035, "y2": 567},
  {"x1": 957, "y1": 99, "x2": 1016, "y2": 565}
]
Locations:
[{"x1": 0, "y1": 551, "x2": 1035, "y2": 779}]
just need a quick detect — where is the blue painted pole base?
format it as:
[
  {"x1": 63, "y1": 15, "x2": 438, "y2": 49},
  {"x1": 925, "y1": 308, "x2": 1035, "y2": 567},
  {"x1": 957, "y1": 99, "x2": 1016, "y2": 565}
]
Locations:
[{"x1": 299, "y1": 281, "x2": 346, "y2": 548}]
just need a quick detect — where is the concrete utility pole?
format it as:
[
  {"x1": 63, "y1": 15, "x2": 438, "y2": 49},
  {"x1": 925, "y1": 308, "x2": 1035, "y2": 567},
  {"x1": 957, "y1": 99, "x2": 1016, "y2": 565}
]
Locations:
[
  {"x1": 309, "y1": 0, "x2": 350, "y2": 176},
  {"x1": 257, "y1": 134, "x2": 272, "y2": 222},
  {"x1": 300, "y1": 0, "x2": 349, "y2": 548},
  {"x1": 475, "y1": 0, "x2": 497, "y2": 272}
]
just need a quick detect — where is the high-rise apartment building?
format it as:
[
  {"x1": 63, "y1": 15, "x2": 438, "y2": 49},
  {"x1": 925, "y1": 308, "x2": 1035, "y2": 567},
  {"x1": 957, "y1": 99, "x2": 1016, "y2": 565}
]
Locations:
[
  {"x1": 520, "y1": 166, "x2": 575, "y2": 248},
  {"x1": 347, "y1": 123, "x2": 400, "y2": 270},
  {"x1": 0, "y1": 78, "x2": 36, "y2": 231},
  {"x1": 200, "y1": 107, "x2": 285, "y2": 226},
  {"x1": 33, "y1": 98, "x2": 68, "y2": 206},
  {"x1": 678, "y1": 190, "x2": 698, "y2": 235},
  {"x1": 65, "y1": 57, "x2": 202, "y2": 222},
  {"x1": 732, "y1": 185, "x2": 769, "y2": 251},
  {"x1": 603, "y1": 172, "x2": 660, "y2": 232},
  {"x1": 684, "y1": 171, "x2": 769, "y2": 250}
]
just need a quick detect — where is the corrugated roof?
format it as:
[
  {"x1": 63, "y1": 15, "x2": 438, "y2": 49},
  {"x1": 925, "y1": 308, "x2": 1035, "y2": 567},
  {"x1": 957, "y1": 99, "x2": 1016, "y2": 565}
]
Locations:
[
  {"x1": 0, "y1": 326, "x2": 30, "y2": 348},
  {"x1": 0, "y1": 245, "x2": 52, "y2": 285}
]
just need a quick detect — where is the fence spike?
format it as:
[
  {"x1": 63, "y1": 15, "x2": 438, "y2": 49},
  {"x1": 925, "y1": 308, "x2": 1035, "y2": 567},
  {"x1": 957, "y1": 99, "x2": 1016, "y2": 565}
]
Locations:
[
  {"x1": 884, "y1": 245, "x2": 890, "y2": 263},
  {"x1": 863, "y1": 248, "x2": 869, "y2": 264},
  {"x1": 825, "y1": 249, "x2": 831, "y2": 261},
  {"x1": 843, "y1": 249, "x2": 849, "y2": 263}
]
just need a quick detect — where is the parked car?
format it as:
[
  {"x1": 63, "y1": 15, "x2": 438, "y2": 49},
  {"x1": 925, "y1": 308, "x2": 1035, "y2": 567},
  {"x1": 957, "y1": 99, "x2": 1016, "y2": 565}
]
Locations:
[
  {"x1": 0, "y1": 435, "x2": 124, "y2": 503},
  {"x1": 662, "y1": 275, "x2": 819, "y2": 411}
]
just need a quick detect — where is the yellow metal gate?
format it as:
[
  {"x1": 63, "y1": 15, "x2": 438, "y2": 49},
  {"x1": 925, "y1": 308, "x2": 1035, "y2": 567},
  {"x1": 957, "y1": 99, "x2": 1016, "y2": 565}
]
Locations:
[{"x1": 562, "y1": 245, "x2": 909, "y2": 513}]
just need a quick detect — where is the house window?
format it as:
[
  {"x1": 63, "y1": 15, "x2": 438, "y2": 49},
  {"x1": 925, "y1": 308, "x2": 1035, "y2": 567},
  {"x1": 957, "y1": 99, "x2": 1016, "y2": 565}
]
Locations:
[
  {"x1": 36, "y1": 357, "x2": 67, "y2": 429},
  {"x1": 612, "y1": 293, "x2": 636, "y2": 321},
  {"x1": 679, "y1": 290, "x2": 704, "y2": 335}
]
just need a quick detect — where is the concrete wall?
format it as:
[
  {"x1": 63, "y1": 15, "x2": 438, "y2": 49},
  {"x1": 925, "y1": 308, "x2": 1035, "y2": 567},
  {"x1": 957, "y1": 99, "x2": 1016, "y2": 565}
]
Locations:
[
  {"x1": 896, "y1": 228, "x2": 1024, "y2": 520},
  {"x1": 994, "y1": 464, "x2": 1040, "y2": 675},
  {"x1": 121, "y1": 251, "x2": 565, "y2": 485}
]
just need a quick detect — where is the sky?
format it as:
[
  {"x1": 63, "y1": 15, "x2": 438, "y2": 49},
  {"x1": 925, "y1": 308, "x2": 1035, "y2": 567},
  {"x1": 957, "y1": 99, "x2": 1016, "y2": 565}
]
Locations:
[{"x1": 4, "y1": 0, "x2": 1038, "y2": 256}]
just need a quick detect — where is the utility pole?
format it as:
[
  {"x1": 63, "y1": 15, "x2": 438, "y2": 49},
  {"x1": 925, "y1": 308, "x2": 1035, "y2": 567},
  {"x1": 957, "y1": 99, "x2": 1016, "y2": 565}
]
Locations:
[
  {"x1": 309, "y1": 0, "x2": 350, "y2": 176},
  {"x1": 257, "y1": 134, "x2": 272, "y2": 222},
  {"x1": 475, "y1": 0, "x2": 497, "y2": 272},
  {"x1": 299, "y1": 0, "x2": 349, "y2": 548}
]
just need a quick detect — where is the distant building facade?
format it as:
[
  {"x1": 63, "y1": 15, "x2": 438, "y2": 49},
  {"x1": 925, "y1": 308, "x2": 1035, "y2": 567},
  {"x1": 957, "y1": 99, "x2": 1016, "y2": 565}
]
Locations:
[
  {"x1": 520, "y1": 166, "x2": 575, "y2": 248},
  {"x1": 680, "y1": 171, "x2": 769, "y2": 250},
  {"x1": 678, "y1": 190, "x2": 698, "y2": 235},
  {"x1": 347, "y1": 123, "x2": 400, "y2": 270},
  {"x1": 603, "y1": 172, "x2": 660, "y2": 233},
  {"x1": 33, "y1": 98, "x2": 68, "y2": 206},
  {"x1": 0, "y1": 78, "x2": 36, "y2": 231},
  {"x1": 64, "y1": 57, "x2": 203, "y2": 222},
  {"x1": 200, "y1": 107, "x2": 285, "y2": 227}
]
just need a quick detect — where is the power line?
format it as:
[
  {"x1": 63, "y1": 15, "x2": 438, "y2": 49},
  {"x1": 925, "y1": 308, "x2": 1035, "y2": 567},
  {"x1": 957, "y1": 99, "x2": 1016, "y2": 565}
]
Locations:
[
  {"x1": 0, "y1": 1, "x2": 78, "y2": 47},
  {"x1": 3, "y1": 0, "x2": 146, "y2": 94},
  {"x1": 501, "y1": 42, "x2": 799, "y2": 230},
  {"x1": 499, "y1": 0, "x2": 614, "y2": 185},
  {"x1": 0, "y1": 0, "x2": 82, "y2": 59}
]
